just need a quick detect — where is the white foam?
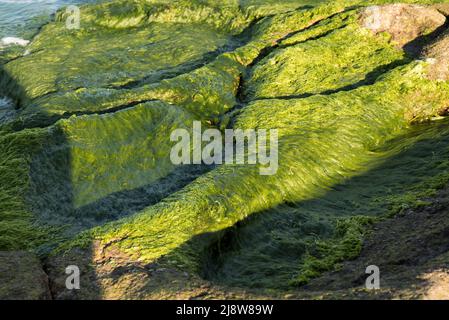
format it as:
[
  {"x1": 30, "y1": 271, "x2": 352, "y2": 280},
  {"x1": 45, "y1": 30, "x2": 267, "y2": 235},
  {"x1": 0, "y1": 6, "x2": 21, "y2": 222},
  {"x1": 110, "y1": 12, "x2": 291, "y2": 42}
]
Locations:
[
  {"x1": 0, "y1": 36, "x2": 30, "y2": 47},
  {"x1": 0, "y1": 96, "x2": 17, "y2": 123},
  {"x1": 0, "y1": 96, "x2": 13, "y2": 109}
]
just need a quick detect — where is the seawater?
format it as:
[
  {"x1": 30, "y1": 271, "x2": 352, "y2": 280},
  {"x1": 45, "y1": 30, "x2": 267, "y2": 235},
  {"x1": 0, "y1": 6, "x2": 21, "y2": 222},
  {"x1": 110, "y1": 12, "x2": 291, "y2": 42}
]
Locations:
[{"x1": 0, "y1": 0, "x2": 99, "y2": 40}]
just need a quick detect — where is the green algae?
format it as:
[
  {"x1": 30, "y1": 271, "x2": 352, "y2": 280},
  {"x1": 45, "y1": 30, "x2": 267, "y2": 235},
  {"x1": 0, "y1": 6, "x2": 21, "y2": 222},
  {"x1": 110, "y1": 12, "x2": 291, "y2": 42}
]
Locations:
[
  {"x1": 58, "y1": 102, "x2": 199, "y2": 208},
  {"x1": 38, "y1": 1, "x2": 449, "y2": 282},
  {"x1": 0, "y1": 100, "x2": 210, "y2": 249},
  {"x1": 0, "y1": 0, "x2": 255, "y2": 130},
  {"x1": 0, "y1": 128, "x2": 56, "y2": 250},
  {"x1": 291, "y1": 215, "x2": 376, "y2": 286},
  {"x1": 199, "y1": 118, "x2": 449, "y2": 289},
  {"x1": 67, "y1": 61, "x2": 449, "y2": 281},
  {"x1": 290, "y1": 121, "x2": 449, "y2": 286},
  {"x1": 1, "y1": 0, "x2": 445, "y2": 130},
  {"x1": 2, "y1": 0, "x2": 449, "y2": 295},
  {"x1": 246, "y1": 14, "x2": 406, "y2": 99},
  {"x1": 0, "y1": 0, "x2": 440, "y2": 130},
  {"x1": 3, "y1": 20, "x2": 233, "y2": 104}
]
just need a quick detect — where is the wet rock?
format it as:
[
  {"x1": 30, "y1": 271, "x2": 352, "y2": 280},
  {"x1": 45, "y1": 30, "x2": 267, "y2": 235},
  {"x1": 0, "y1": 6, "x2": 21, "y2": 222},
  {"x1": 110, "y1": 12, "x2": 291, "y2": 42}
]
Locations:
[
  {"x1": 360, "y1": 4, "x2": 446, "y2": 47},
  {"x1": 0, "y1": 251, "x2": 51, "y2": 300},
  {"x1": 44, "y1": 248, "x2": 101, "y2": 300}
]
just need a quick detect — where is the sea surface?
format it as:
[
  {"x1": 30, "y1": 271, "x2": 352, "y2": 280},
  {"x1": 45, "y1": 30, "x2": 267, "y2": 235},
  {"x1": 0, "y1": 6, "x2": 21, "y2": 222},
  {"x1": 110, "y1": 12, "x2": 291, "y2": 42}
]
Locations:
[{"x1": 0, "y1": 0, "x2": 99, "y2": 39}]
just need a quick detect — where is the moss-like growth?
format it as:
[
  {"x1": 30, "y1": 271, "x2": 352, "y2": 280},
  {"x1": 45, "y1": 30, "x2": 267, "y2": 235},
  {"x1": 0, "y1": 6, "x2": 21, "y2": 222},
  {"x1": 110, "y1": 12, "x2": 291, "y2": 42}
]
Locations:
[
  {"x1": 0, "y1": 128, "x2": 54, "y2": 250},
  {"x1": 291, "y1": 216, "x2": 376, "y2": 286}
]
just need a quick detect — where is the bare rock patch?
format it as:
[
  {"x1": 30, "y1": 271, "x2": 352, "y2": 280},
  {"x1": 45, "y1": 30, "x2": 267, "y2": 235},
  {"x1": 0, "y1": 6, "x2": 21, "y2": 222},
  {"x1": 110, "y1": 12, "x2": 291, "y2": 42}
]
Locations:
[
  {"x1": 360, "y1": 4, "x2": 446, "y2": 47},
  {"x1": 0, "y1": 251, "x2": 51, "y2": 300}
]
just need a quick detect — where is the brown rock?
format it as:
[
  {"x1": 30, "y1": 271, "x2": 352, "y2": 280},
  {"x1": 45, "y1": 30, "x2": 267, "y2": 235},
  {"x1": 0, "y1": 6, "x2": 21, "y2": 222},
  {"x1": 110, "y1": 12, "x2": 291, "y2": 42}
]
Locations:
[
  {"x1": 44, "y1": 248, "x2": 101, "y2": 300},
  {"x1": 423, "y1": 29, "x2": 449, "y2": 81},
  {"x1": 432, "y1": 3, "x2": 449, "y2": 16},
  {"x1": 360, "y1": 4, "x2": 446, "y2": 47},
  {"x1": 0, "y1": 251, "x2": 51, "y2": 300}
]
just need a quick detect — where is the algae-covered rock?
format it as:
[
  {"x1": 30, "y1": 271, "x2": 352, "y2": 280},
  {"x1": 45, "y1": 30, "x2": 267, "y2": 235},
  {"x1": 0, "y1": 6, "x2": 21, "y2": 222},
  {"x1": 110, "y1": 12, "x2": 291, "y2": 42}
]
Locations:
[
  {"x1": 245, "y1": 10, "x2": 406, "y2": 100},
  {"x1": 2, "y1": 0, "x2": 449, "y2": 299},
  {"x1": 0, "y1": 0, "x2": 255, "y2": 129}
]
